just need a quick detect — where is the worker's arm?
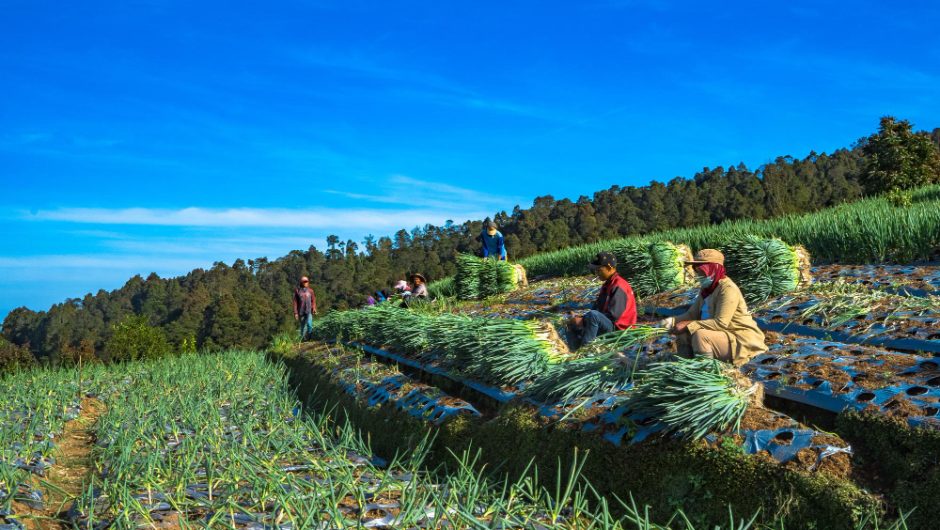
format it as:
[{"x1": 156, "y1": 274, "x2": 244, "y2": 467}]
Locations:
[
  {"x1": 687, "y1": 285, "x2": 736, "y2": 333},
  {"x1": 311, "y1": 289, "x2": 318, "y2": 315},
  {"x1": 605, "y1": 286, "x2": 627, "y2": 320},
  {"x1": 292, "y1": 291, "x2": 299, "y2": 318},
  {"x1": 673, "y1": 295, "x2": 702, "y2": 323},
  {"x1": 481, "y1": 233, "x2": 491, "y2": 258},
  {"x1": 498, "y1": 235, "x2": 507, "y2": 260}
]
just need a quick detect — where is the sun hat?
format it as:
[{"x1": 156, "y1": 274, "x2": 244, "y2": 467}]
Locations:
[{"x1": 685, "y1": 249, "x2": 725, "y2": 266}]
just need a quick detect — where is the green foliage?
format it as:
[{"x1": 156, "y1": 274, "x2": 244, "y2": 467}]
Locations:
[
  {"x1": 628, "y1": 357, "x2": 756, "y2": 441},
  {"x1": 836, "y1": 411, "x2": 940, "y2": 530},
  {"x1": 269, "y1": 332, "x2": 299, "y2": 358},
  {"x1": 104, "y1": 315, "x2": 171, "y2": 361},
  {"x1": 312, "y1": 306, "x2": 567, "y2": 385},
  {"x1": 179, "y1": 336, "x2": 198, "y2": 354},
  {"x1": 861, "y1": 116, "x2": 940, "y2": 195},
  {"x1": 611, "y1": 241, "x2": 690, "y2": 298},
  {"x1": 521, "y1": 185, "x2": 940, "y2": 277},
  {"x1": 526, "y1": 326, "x2": 668, "y2": 402},
  {"x1": 0, "y1": 336, "x2": 35, "y2": 373},
  {"x1": 885, "y1": 188, "x2": 913, "y2": 207},
  {"x1": 286, "y1": 352, "x2": 883, "y2": 530},
  {"x1": 721, "y1": 236, "x2": 803, "y2": 306},
  {"x1": 455, "y1": 254, "x2": 516, "y2": 300},
  {"x1": 427, "y1": 276, "x2": 456, "y2": 299}
]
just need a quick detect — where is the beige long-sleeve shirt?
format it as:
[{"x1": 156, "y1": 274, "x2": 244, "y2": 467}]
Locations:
[{"x1": 675, "y1": 277, "x2": 767, "y2": 365}]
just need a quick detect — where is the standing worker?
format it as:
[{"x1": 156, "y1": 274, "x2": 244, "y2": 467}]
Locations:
[
  {"x1": 293, "y1": 276, "x2": 318, "y2": 341},
  {"x1": 570, "y1": 252, "x2": 637, "y2": 346},
  {"x1": 480, "y1": 221, "x2": 507, "y2": 261},
  {"x1": 659, "y1": 249, "x2": 767, "y2": 365}
]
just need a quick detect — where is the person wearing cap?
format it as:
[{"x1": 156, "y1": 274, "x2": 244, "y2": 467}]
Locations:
[
  {"x1": 293, "y1": 276, "x2": 318, "y2": 341},
  {"x1": 659, "y1": 249, "x2": 767, "y2": 365},
  {"x1": 570, "y1": 252, "x2": 637, "y2": 346},
  {"x1": 480, "y1": 221, "x2": 508, "y2": 261}
]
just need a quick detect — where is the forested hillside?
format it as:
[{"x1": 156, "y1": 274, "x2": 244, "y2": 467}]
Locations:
[{"x1": 4, "y1": 122, "x2": 938, "y2": 363}]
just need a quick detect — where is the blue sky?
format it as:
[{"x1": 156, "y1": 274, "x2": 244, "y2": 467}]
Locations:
[{"x1": 1, "y1": 1, "x2": 938, "y2": 318}]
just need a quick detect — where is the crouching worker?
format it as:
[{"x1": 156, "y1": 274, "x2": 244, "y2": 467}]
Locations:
[
  {"x1": 660, "y1": 249, "x2": 767, "y2": 365},
  {"x1": 570, "y1": 252, "x2": 637, "y2": 346}
]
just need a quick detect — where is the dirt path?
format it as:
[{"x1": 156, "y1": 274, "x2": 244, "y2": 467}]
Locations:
[{"x1": 13, "y1": 396, "x2": 106, "y2": 530}]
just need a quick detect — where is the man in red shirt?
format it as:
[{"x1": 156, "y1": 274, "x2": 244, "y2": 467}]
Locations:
[
  {"x1": 293, "y1": 276, "x2": 318, "y2": 341},
  {"x1": 571, "y1": 252, "x2": 637, "y2": 346}
]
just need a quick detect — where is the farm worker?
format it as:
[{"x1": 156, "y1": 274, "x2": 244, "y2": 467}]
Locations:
[
  {"x1": 365, "y1": 294, "x2": 377, "y2": 306},
  {"x1": 570, "y1": 252, "x2": 637, "y2": 346},
  {"x1": 659, "y1": 249, "x2": 767, "y2": 366},
  {"x1": 480, "y1": 221, "x2": 508, "y2": 261},
  {"x1": 401, "y1": 273, "x2": 429, "y2": 308},
  {"x1": 410, "y1": 273, "x2": 429, "y2": 299},
  {"x1": 375, "y1": 290, "x2": 388, "y2": 303},
  {"x1": 293, "y1": 276, "x2": 317, "y2": 341},
  {"x1": 393, "y1": 279, "x2": 411, "y2": 296}
]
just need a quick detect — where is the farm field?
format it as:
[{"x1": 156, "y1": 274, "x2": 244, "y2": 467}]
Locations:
[
  {"x1": 4, "y1": 351, "x2": 802, "y2": 530},
  {"x1": 3, "y1": 189, "x2": 939, "y2": 529},
  {"x1": 294, "y1": 188, "x2": 940, "y2": 529}
]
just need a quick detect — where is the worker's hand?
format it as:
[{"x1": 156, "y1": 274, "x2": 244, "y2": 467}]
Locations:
[
  {"x1": 294, "y1": 313, "x2": 299, "y2": 321},
  {"x1": 674, "y1": 320, "x2": 690, "y2": 333},
  {"x1": 657, "y1": 317, "x2": 675, "y2": 330}
]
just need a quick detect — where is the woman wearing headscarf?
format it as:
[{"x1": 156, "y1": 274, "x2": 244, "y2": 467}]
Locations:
[{"x1": 660, "y1": 249, "x2": 767, "y2": 366}]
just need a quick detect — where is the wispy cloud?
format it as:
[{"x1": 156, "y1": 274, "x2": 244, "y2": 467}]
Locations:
[
  {"x1": 290, "y1": 47, "x2": 568, "y2": 121},
  {"x1": 0, "y1": 254, "x2": 207, "y2": 271},
  {"x1": 325, "y1": 174, "x2": 518, "y2": 212},
  {"x1": 23, "y1": 205, "x2": 491, "y2": 230}
]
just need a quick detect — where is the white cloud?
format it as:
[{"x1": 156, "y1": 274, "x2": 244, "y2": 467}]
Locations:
[
  {"x1": 22, "y1": 205, "x2": 491, "y2": 230},
  {"x1": 0, "y1": 255, "x2": 207, "y2": 271},
  {"x1": 325, "y1": 174, "x2": 519, "y2": 213}
]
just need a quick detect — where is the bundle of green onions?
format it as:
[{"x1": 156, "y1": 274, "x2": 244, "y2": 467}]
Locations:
[
  {"x1": 627, "y1": 357, "x2": 759, "y2": 441},
  {"x1": 429, "y1": 317, "x2": 570, "y2": 384},
  {"x1": 526, "y1": 326, "x2": 668, "y2": 402},
  {"x1": 456, "y1": 253, "x2": 483, "y2": 300},
  {"x1": 455, "y1": 253, "x2": 517, "y2": 300},
  {"x1": 611, "y1": 241, "x2": 693, "y2": 298},
  {"x1": 721, "y1": 236, "x2": 810, "y2": 306},
  {"x1": 313, "y1": 305, "x2": 569, "y2": 385}
]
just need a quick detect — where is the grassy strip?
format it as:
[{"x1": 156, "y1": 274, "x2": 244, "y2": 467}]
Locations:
[
  {"x1": 836, "y1": 411, "x2": 940, "y2": 530},
  {"x1": 519, "y1": 186, "x2": 940, "y2": 278}
]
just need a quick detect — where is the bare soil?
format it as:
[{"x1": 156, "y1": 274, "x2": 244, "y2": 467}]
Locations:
[{"x1": 12, "y1": 397, "x2": 105, "y2": 530}]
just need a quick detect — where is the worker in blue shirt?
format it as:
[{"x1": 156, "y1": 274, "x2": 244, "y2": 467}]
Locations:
[{"x1": 480, "y1": 221, "x2": 508, "y2": 260}]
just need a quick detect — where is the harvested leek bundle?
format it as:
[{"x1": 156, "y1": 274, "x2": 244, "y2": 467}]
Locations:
[
  {"x1": 432, "y1": 318, "x2": 570, "y2": 384},
  {"x1": 314, "y1": 305, "x2": 569, "y2": 385},
  {"x1": 611, "y1": 242, "x2": 693, "y2": 298},
  {"x1": 456, "y1": 253, "x2": 483, "y2": 300},
  {"x1": 627, "y1": 357, "x2": 760, "y2": 441},
  {"x1": 456, "y1": 253, "x2": 518, "y2": 300},
  {"x1": 721, "y1": 236, "x2": 811, "y2": 306},
  {"x1": 526, "y1": 326, "x2": 668, "y2": 402}
]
